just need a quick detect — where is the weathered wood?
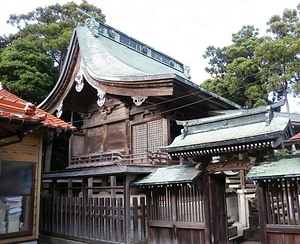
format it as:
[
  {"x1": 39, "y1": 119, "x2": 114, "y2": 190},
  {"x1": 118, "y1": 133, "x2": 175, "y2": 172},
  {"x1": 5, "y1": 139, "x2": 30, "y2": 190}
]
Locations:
[
  {"x1": 257, "y1": 183, "x2": 267, "y2": 243},
  {"x1": 208, "y1": 174, "x2": 228, "y2": 244},
  {"x1": 40, "y1": 195, "x2": 146, "y2": 243},
  {"x1": 146, "y1": 183, "x2": 206, "y2": 243}
]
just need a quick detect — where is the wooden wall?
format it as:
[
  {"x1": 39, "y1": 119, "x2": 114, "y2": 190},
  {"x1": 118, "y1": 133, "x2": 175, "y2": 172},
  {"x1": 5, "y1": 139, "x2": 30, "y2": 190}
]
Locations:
[
  {"x1": 0, "y1": 130, "x2": 42, "y2": 244},
  {"x1": 70, "y1": 95, "x2": 171, "y2": 159},
  {"x1": 257, "y1": 179, "x2": 300, "y2": 244}
]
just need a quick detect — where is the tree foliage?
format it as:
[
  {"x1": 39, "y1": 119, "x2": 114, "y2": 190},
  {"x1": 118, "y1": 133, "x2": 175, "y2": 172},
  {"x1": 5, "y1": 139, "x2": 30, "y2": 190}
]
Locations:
[
  {"x1": 255, "y1": 6, "x2": 300, "y2": 112},
  {"x1": 0, "y1": 0, "x2": 105, "y2": 104},
  {"x1": 202, "y1": 4, "x2": 300, "y2": 111},
  {"x1": 202, "y1": 25, "x2": 266, "y2": 108},
  {"x1": 0, "y1": 38, "x2": 54, "y2": 104}
]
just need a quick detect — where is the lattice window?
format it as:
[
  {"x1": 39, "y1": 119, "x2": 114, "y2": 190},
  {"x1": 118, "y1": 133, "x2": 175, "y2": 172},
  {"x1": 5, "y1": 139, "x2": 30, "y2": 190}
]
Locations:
[
  {"x1": 132, "y1": 123, "x2": 147, "y2": 155},
  {"x1": 265, "y1": 178, "x2": 300, "y2": 225},
  {"x1": 148, "y1": 183, "x2": 204, "y2": 223},
  {"x1": 148, "y1": 119, "x2": 164, "y2": 152},
  {"x1": 132, "y1": 119, "x2": 164, "y2": 156}
]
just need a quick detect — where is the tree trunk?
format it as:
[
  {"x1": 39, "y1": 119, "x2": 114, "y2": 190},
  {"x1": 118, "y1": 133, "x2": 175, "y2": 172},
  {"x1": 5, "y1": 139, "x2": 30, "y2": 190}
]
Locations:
[{"x1": 284, "y1": 86, "x2": 290, "y2": 113}]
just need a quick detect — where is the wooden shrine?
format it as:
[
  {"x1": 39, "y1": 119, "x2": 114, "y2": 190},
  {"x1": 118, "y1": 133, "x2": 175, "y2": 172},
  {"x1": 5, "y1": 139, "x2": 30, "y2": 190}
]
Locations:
[{"x1": 38, "y1": 18, "x2": 239, "y2": 244}]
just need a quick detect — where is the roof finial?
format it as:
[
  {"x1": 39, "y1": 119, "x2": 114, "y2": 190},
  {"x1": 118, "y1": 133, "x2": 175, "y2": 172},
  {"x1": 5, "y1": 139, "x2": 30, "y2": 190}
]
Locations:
[{"x1": 76, "y1": 8, "x2": 93, "y2": 18}]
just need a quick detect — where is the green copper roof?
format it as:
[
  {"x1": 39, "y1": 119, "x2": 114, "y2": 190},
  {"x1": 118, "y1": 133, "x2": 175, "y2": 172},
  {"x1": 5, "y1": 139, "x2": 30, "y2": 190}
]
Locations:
[
  {"x1": 246, "y1": 155, "x2": 300, "y2": 180},
  {"x1": 161, "y1": 116, "x2": 290, "y2": 154},
  {"x1": 76, "y1": 25, "x2": 190, "y2": 81},
  {"x1": 132, "y1": 164, "x2": 202, "y2": 186}
]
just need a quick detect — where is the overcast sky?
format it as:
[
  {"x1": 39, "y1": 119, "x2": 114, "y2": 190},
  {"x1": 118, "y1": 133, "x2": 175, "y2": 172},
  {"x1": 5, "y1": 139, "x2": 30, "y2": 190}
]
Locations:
[{"x1": 1, "y1": 0, "x2": 300, "y2": 111}]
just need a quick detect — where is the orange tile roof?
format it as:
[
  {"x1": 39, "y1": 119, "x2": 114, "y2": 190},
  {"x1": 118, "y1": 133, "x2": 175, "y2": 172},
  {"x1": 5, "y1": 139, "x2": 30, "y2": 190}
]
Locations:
[{"x1": 0, "y1": 84, "x2": 76, "y2": 131}]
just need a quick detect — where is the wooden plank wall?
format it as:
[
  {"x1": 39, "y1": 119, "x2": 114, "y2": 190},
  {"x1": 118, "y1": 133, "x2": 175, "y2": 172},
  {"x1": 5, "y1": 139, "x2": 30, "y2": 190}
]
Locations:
[
  {"x1": 267, "y1": 233, "x2": 300, "y2": 244},
  {"x1": 0, "y1": 130, "x2": 42, "y2": 244},
  {"x1": 259, "y1": 178, "x2": 300, "y2": 244},
  {"x1": 147, "y1": 183, "x2": 206, "y2": 244}
]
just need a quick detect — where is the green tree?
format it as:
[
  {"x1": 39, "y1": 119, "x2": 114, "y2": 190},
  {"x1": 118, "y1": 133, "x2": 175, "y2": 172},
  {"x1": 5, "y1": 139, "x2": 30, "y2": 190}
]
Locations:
[
  {"x1": 0, "y1": 38, "x2": 54, "y2": 104},
  {"x1": 203, "y1": 4, "x2": 300, "y2": 110},
  {"x1": 202, "y1": 25, "x2": 267, "y2": 108},
  {"x1": 254, "y1": 6, "x2": 300, "y2": 112},
  {"x1": 0, "y1": 0, "x2": 105, "y2": 104},
  {"x1": 6, "y1": 0, "x2": 105, "y2": 75}
]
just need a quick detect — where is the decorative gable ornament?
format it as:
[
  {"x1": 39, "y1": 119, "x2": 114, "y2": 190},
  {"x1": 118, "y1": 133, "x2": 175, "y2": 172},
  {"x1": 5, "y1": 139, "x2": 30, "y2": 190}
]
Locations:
[
  {"x1": 97, "y1": 89, "x2": 106, "y2": 107},
  {"x1": 132, "y1": 96, "x2": 148, "y2": 106},
  {"x1": 75, "y1": 68, "x2": 84, "y2": 92},
  {"x1": 56, "y1": 102, "x2": 63, "y2": 118},
  {"x1": 85, "y1": 18, "x2": 100, "y2": 37}
]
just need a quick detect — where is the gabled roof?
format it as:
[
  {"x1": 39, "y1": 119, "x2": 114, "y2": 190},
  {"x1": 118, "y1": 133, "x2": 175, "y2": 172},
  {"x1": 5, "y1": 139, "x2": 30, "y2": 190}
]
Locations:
[
  {"x1": 0, "y1": 84, "x2": 76, "y2": 138},
  {"x1": 39, "y1": 18, "x2": 240, "y2": 117},
  {"x1": 161, "y1": 104, "x2": 293, "y2": 156}
]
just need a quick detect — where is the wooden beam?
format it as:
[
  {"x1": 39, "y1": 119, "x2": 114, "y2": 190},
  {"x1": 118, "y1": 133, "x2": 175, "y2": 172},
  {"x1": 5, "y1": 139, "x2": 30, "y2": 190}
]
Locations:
[{"x1": 206, "y1": 160, "x2": 255, "y2": 173}]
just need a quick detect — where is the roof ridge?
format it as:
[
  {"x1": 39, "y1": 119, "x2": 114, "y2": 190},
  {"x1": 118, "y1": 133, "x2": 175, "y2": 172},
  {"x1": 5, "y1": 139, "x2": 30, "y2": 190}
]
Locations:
[{"x1": 83, "y1": 18, "x2": 191, "y2": 79}]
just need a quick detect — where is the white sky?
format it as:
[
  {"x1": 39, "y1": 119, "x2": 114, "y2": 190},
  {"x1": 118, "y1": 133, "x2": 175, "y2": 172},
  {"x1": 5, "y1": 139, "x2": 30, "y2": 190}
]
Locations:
[{"x1": 1, "y1": 0, "x2": 300, "y2": 111}]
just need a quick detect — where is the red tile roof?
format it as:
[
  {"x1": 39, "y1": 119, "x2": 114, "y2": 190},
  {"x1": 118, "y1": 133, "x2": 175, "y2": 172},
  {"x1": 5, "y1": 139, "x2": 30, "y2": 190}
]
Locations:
[
  {"x1": 290, "y1": 132, "x2": 300, "y2": 141},
  {"x1": 0, "y1": 84, "x2": 76, "y2": 131}
]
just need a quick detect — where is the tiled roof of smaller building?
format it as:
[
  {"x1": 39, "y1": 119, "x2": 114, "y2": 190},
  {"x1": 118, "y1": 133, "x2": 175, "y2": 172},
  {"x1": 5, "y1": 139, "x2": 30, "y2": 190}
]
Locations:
[
  {"x1": 246, "y1": 155, "x2": 300, "y2": 180},
  {"x1": 161, "y1": 104, "x2": 292, "y2": 156},
  {"x1": 131, "y1": 164, "x2": 202, "y2": 186},
  {"x1": 0, "y1": 84, "x2": 76, "y2": 131}
]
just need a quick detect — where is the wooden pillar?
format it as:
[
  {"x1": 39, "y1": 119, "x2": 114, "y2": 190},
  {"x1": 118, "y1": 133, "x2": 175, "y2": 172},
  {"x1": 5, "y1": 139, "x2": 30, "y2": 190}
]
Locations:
[
  {"x1": 124, "y1": 175, "x2": 135, "y2": 244},
  {"x1": 88, "y1": 177, "x2": 93, "y2": 197},
  {"x1": 68, "y1": 179, "x2": 72, "y2": 197},
  {"x1": 203, "y1": 172, "x2": 212, "y2": 243},
  {"x1": 110, "y1": 176, "x2": 116, "y2": 197},
  {"x1": 171, "y1": 187, "x2": 178, "y2": 243},
  {"x1": 208, "y1": 173, "x2": 228, "y2": 244},
  {"x1": 240, "y1": 169, "x2": 246, "y2": 190},
  {"x1": 256, "y1": 182, "x2": 267, "y2": 243},
  {"x1": 52, "y1": 179, "x2": 58, "y2": 198},
  {"x1": 82, "y1": 177, "x2": 88, "y2": 237}
]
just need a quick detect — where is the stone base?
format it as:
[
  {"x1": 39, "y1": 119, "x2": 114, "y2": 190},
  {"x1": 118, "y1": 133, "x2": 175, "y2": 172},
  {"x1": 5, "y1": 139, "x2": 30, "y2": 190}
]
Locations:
[{"x1": 243, "y1": 228, "x2": 261, "y2": 242}]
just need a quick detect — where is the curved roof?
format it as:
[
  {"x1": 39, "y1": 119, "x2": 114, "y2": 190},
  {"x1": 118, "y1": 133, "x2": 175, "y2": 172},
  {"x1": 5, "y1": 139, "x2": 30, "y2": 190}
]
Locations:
[
  {"x1": 161, "y1": 105, "x2": 292, "y2": 155},
  {"x1": 39, "y1": 19, "x2": 240, "y2": 115},
  {"x1": 77, "y1": 26, "x2": 189, "y2": 81}
]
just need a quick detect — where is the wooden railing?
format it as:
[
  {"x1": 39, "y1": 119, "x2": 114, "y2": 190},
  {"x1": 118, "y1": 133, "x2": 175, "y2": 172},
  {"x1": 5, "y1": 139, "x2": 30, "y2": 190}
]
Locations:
[
  {"x1": 69, "y1": 152, "x2": 123, "y2": 168},
  {"x1": 69, "y1": 151, "x2": 169, "y2": 168},
  {"x1": 40, "y1": 196, "x2": 147, "y2": 244}
]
